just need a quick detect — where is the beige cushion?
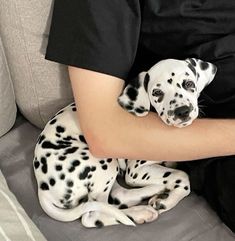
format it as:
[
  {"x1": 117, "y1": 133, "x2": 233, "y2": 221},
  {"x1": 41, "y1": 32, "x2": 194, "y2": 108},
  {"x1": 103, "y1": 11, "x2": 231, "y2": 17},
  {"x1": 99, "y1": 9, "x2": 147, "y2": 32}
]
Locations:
[
  {"x1": 0, "y1": 35, "x2": 17, "y2": 137},
  {"x1": 0, "y1": 0, "x2": 74, "y2": 129}
]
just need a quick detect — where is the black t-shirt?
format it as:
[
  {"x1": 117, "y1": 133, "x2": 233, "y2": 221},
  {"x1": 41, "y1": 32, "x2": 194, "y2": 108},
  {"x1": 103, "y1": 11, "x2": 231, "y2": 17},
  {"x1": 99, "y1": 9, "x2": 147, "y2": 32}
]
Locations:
[{"x1": 45, "y1": 0, "x2": 235, "y2": 117}]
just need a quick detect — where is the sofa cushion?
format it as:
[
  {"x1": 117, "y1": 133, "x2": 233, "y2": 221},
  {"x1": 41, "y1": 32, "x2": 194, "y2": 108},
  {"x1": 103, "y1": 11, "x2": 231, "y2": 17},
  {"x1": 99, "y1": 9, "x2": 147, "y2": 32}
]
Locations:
[
  {"x1": 0, "y1": 115, "x2": 234, "y2": 241},
  {"x1": 0, "y1": 170, "x2": 46, "y2": 241},
  {"x1": 0, "y1": 34, "x2": 17, "y2": 137},
  {"x1": 0, "y1": 0, "x2": 74, "y2": 129}
]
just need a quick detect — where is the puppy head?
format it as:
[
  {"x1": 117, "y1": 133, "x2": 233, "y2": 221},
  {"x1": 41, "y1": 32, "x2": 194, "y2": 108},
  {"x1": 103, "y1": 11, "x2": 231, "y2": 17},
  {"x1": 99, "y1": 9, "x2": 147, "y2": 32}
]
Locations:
[{"x1": 118, "y1": 58, "x2": 217, "y2": 128}]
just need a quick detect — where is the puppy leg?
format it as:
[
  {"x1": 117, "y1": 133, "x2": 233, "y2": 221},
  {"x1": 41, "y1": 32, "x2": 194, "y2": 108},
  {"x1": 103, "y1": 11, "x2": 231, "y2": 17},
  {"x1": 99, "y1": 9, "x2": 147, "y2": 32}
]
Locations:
[
  {"x1": 81, "y1": 205, "x2": 158, "y2": 228},
  {"x1": 125, "y1": 161, "x2": 190, "y2": 212},
  {"x1": 110, "y1": 181, "x2": 166, "y2": 208}
]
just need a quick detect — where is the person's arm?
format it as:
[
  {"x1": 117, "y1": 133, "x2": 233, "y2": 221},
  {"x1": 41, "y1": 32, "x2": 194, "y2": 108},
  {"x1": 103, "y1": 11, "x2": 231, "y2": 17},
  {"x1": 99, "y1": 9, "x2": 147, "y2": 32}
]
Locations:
[{"x1": 69, "y1": 66, "x2": 235, "y2": 162}]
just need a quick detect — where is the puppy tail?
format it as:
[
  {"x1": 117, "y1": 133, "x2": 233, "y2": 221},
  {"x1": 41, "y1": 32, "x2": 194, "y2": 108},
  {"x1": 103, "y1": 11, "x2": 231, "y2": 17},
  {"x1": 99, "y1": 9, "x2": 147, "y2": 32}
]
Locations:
[{"x1": 39, "y1": 192, "x2": 135, "y2": 226}]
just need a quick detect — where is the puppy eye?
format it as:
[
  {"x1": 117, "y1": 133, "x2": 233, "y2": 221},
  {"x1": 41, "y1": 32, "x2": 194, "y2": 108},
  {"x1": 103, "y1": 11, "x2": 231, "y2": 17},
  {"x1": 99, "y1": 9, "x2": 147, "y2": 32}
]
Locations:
[
  {"x1": 182, "y1": 80, "x2": 195, "y2": 90},
  {"x1": 152, "y1": 89, "x2": 164, "y2": 97}
]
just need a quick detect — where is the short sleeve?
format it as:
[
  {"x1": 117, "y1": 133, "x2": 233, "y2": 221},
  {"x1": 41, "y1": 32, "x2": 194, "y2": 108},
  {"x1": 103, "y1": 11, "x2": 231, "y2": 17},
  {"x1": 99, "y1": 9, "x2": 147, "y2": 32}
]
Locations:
[{"x1": 45, "y1": 0, "x2": 141, "y2": 81}]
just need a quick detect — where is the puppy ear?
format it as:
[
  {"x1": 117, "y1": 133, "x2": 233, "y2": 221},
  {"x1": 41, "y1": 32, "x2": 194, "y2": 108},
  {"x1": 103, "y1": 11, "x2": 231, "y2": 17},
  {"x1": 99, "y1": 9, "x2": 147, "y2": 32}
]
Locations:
[
  {"x1": 118, "y1": 72, "x2": 151, "y2": 116},
  {"x1": 185, "y1": 58, "x2": 217, "y2": 95}
]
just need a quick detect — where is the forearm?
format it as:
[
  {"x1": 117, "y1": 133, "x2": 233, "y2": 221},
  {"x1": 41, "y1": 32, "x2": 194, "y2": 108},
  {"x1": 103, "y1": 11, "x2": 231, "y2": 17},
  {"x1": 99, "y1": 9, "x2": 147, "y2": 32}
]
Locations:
[
  {"x1": 86, "y1": 101, "x2": 235, "y2": 162},
  {"x1": 69, "y1": 66, "x2": 235, "y2": 162}
]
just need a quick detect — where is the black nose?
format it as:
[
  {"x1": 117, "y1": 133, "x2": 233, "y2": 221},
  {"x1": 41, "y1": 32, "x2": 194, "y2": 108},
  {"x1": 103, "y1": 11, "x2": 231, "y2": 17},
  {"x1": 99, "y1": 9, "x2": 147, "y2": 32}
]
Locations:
[{"x1": 174, "y1": 105, "x2": 191, "y2": 119}]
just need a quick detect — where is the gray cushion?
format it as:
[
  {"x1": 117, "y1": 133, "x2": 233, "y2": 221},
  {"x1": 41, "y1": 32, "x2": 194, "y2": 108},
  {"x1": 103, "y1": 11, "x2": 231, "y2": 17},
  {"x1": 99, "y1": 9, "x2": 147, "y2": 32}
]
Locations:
[
  {"x1": 0, "y1": 34, "x2": 17, "y2": 137},
  {"x1": 0, "y1": 0, "x2": 73, "y2": 129},
  {"x1": 0, "y1": 116, "x2": 234, "y2": 241}
]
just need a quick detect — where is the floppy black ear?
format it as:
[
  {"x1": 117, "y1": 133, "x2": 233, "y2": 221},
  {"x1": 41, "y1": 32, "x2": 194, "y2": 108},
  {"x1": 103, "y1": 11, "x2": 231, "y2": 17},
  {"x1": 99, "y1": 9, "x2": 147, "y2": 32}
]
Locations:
[
  {"x1": 118, "y1": 72, "x2": 151, "y2": 116},
  {"x1": 185, "y1": 58, "x2": 217, "y2": 95}
]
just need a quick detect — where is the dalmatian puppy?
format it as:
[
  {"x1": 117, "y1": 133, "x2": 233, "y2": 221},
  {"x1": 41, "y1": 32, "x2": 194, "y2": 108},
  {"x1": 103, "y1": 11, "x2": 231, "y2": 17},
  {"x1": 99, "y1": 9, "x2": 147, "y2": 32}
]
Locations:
[
  {"x1": 119, "y1": 58, "x2": 217, "y2": 127},
  {"x1": 33, "y1": 58, "x2": 217, "y2": 228}
]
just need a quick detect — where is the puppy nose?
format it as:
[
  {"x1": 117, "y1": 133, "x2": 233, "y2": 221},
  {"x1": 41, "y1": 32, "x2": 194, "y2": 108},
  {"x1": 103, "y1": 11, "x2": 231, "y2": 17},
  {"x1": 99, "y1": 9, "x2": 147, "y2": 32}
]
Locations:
[{"x1": 174, "y1": 105, "x2": 190, "y2": 119}]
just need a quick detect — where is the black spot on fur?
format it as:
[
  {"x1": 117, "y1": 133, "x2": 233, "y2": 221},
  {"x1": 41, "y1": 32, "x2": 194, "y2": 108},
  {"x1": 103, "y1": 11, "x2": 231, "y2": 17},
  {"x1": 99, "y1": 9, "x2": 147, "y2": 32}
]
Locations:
[
  {"x1": 127, "y1": 215, "x2": 135, "y2": 223},
  {"x1": 133, "y1": 173, "x2": 138, "y2": 179},
  {"x1": 108, "y1": 195, "x2": 114, "y2": 204},
  {"x1": 64, "y1": 194, "x2": 71, "y2": 200},
  {"x1": 188, "y1": 63, "x2": 196, "y2": 76},
  {"x1": 119, "y1": 204, "x2": 128, "y2": 209},
  {"x1": 177, "y1": 83, "x2": 181, "y2": 88},
  {"x1": 79, "y1": 135, "x2": 87, "y2": 144},
  {"x1": 95, "y1": 220, "x2": 104, "y2": 228},
  {"x1": 82, "y1": 156, "x2": 89, "y2": 160},
  {"x1": 91, "y1": 166, "x2": 96, "y2": 172},
  {"x1": 56, "y1": 140, "x2": 72, "y2": 146},
  {"x1": 34, "y1": 160, "x2": 40, "y2": 169},
  {"x1": 135, "y1": 107, "x2": 145, "y2": 114},
  {"x1": 46, "y1": 153, "x2": 51, "y2": 157},
  {"x1": 163, "y1": 180, "x2": 168, "y2": 184},
  {"x1": 79, "y1": 166, "x2": 91, "y2": 180},
  {"x1": 126, "y1": 87, "x2": 138, "y2": 101},
  {"x1": 167, "y1": 78, "x2": 173, "y2": 84},
  {"x1": 72, "y1": 160, "x2": 80, "y2": 166},
  {"x1": 60, "y1": 173, "x2": 65, "y2": 180},
  {"x1": 174, "y1": 185, "x2": 180, "y2": 189},
  {"x1": 175, "y1": 179, "x2": 182, "y2": 184},
  {"x1": 56, "y1": 126, "x2": 65, "y2": 133},
  {"x1": 113, "y1": 198, "x2": 121, "y2": 205},
  {"x1": 140, "y1": 160, "x2": 146, "y2": 165},
  {"x1": 107, "y1": 158, "x2": 112, "y2": 163},
  {"x1": 64, "y1": 147, "x2": 79, "y2": 155},
  {"x1": 68, "y1": 166, "x2": 75, "y2": 172},
  {"x1": 49, "y1": 119, "x2": 57, "y2": 125},
  {"x1": 41, "y1": 141, "x2": 68, "y2": 150},
  {"x1": 41, "y1": 157, "x2": 47, "y2": 174},
  {"x1": 188, "y1": 58, "x2": 196, "y2": 66},
  {"x1": 142, "y1": 173, "x2": 148, "y2": 180},
  {"x1": 144, "y1": 73, "x2": 150, "y2": 92},
  {"x1": 172, "y1": 72, "x2": 175, "y2": 76},
  {"x1": 59, "y1": 155, "x2": 66, "y2": 161},
  {"x1": 103, "y1": 187, "x2": 108, "y2": 192},
  {"x1": 102, "y1": 165, "x2": 108, "y2": 170},
  {"x1": 163, "y1": 172, "x2": 171, "y2": 178},
  {"x1": 67, "y1": 180, "x2": 74, "y2": 187},
  {"x1": 56, "y1": 134, "x2": 61, "y2": 138},
  {"x1": 63, "y1": 136, "x2": 77, "y2": 141},
  {"x1": 49, "y1": 178, "x2": 56, "y2": 186},
  {"x1": 38, "y1": 135, "x2": 45, "y2": 144},
  {"x1": 41, "y1": 165, "x2": 48, "y2": 174},
  {"x1": 56, "y1": 110, "x2": 64, "y2": 116},
  {"x1": 40, "y1": 182, "x2": 49, "y2": 190},
  {"x1": 55, "y1": 165, "x2": 62, "y2": 171},
  {"x1": 72, "y1": 107, "x2": 77, "y2": 112},
  {"x1": 99, "y1": 160, "x2": 105, "y2": 164},
  {"x1": 79, "y1": 195, "x2": 88, "y2": 204},
  {"x1": 184, "y1": 186, "x2": 189, "y2": 190}
]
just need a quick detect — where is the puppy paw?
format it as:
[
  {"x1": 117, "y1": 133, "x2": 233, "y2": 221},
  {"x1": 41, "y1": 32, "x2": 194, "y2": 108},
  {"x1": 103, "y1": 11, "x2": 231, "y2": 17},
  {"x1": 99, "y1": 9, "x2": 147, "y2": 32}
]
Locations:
[{"x1": 124, "y1": 205, "x2": 159, "y2": 224}]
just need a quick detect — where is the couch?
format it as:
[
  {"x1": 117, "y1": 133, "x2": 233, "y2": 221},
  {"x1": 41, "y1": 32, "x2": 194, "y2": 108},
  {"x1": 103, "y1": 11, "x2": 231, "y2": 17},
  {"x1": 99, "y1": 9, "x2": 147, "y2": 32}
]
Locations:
[{"x1": 0, "y1": 1, "x2": 235, "y2": 240}]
